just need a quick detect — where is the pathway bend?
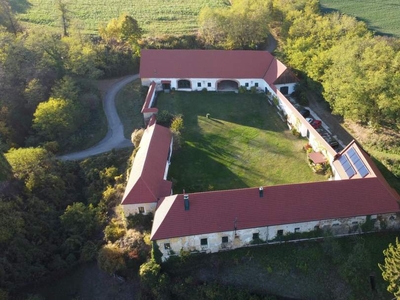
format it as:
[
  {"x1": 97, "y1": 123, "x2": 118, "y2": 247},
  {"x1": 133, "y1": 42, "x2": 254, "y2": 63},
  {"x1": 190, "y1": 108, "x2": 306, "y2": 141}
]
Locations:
[{"x1": 59, "y1": 74, "x2": 138, "y2": 161}]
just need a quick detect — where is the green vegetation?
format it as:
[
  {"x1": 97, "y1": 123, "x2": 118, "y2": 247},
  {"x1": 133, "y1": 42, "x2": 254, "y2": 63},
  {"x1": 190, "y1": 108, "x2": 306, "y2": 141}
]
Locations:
[
  {"x1": 115, "y1": 80, "x2": 145, "y2": 138},
  {"x1": 157, "y1": 92, "x2": 324, "y2": 193},
  {"x1": 379, "y1": 237, "x2": 400, "y2": 298},
  {"x1": 16, "y1": 0, "x2": 227, "y2": 35},
  {"x1": 161, "y1": 232, "x2": 397, "y2": 299},
  {"x1": 320, "y1": 0, "x2": 400, "y2": 37}
]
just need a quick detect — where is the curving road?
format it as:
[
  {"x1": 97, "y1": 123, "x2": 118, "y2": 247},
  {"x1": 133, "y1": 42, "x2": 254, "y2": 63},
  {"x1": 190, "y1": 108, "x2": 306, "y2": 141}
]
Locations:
[{"x1": 59, "y1": 74, "x2": 138, "y2": 161}]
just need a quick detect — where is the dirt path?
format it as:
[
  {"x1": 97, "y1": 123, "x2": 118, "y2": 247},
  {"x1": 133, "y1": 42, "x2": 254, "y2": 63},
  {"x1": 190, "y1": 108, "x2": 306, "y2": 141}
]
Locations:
[{"x1": 59, "y1": 75, "x2": 138, "y2": 161}]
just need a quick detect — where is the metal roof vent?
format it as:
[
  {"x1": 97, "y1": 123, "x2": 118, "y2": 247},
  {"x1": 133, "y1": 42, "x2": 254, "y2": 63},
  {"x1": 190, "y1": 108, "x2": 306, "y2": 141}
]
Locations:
[
  {"x1": 259, "y1": 187, "x2": 264, "y2": 198},
  {"x1": 184, "y1": 194, "x2": 190, "y2": 211}
]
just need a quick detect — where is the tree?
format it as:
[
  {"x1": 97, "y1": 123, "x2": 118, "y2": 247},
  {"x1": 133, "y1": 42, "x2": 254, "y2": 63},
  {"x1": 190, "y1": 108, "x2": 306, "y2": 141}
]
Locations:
[
  {"x1": 60, "y1": 202, "x2": 99, "y2": 239},
  {"x1": 0, "y1": 0, "x2": 20, "y2": 34},
  {"x1": 379, "y1": 238, "x2": 400, "y2": 299},
  {"x1": 56, "y1": 0, "x2": 70, "y2": 37},
  {"x1": 33, "y1": 97, "x2": 79, "y2": 142},
  {"x1": 99, "y1": 14, "x2": 142, "y2": 48}
]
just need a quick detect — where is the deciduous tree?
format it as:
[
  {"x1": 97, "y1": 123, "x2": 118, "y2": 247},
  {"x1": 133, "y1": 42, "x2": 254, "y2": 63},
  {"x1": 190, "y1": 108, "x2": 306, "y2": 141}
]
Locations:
[{"x1": 379, "y1": 238, "x2": 400, "y2": 298}]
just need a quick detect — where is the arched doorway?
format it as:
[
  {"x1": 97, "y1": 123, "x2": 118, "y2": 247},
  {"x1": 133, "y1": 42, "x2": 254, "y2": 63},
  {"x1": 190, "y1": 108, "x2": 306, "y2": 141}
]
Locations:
[
  {"x1": 177, "y1": 79, "x2": 191, "y2": 89},
  {"x1": 217, "y1": 80, "x2": 239, "y2": 92}
]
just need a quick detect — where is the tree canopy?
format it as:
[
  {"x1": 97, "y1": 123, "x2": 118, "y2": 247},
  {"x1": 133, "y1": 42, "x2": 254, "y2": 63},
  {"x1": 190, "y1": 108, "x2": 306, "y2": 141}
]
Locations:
[{"x1": 379, "y1": 238, "x2": 400, "y2": 298}]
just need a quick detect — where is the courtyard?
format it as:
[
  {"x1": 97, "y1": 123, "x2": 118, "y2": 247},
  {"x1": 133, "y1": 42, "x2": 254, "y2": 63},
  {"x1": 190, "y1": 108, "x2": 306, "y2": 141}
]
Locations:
[{"x1": 157, "y1": 91, "x2": 325, "y2": 193}]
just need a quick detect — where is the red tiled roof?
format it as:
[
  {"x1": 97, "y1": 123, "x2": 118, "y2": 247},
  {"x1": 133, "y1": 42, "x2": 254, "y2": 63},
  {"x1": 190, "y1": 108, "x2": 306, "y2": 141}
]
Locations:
[
  {"x1": 141, "y1": 81, "x2": 158, "y2": 114},
  {"x1": 122, "y1": 123, "x2": 172, "y2": 205},
  {"x1": 140, "y1": 49, "x2": 286, "y2": 80},
  {"x1": 151, "y1": 178, "x2": 399, "y2": 240}
]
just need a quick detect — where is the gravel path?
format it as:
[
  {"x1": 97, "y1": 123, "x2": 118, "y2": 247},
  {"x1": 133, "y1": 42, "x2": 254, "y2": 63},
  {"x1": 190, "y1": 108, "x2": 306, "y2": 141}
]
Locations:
[{"x1": 59, "y1": 75, "x2": 138, "y2": 161}]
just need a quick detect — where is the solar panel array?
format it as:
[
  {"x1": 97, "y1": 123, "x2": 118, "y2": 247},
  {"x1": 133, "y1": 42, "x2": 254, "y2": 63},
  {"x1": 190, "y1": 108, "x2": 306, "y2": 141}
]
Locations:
[
  {"x1": 347, "y1": 147, "x2": 370, "y2": 178},
  {"x1": 338, "y1": 155, "x2": 355, "y2": 178}
]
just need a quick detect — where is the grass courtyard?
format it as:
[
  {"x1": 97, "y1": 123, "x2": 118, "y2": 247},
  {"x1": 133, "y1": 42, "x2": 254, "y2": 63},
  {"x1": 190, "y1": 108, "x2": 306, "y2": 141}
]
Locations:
[{"x1": 157, "y1": 91, "x2": 324, "y2": 193}]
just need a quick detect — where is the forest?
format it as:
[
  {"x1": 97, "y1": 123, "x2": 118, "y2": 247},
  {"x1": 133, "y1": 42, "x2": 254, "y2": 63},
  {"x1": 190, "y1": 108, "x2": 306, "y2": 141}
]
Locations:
[{"x1": 0, "y1": 0, "x2": 400, "y2": 299}]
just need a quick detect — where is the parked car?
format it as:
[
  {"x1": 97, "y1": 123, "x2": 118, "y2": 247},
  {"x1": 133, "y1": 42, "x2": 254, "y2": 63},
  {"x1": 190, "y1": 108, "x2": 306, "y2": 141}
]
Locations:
[
  {"x1": 300, "y1": 109, "x2": 310, "y2": 118},
  {"x1": 311, "y1": 120, "x2": 322, "y2": 129},
  {"x1": 306, "y1": 117, "x2": 314, "y2": 123}
]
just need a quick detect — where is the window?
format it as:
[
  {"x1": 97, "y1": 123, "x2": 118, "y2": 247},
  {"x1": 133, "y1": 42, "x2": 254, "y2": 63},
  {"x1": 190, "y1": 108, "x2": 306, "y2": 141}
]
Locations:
[
  {"x1": 164, "y1": 243, "x2": 171, "y2": 250},
  {"x1": 294, "y1": 228, "x2": 300, "y2": 233},
  {"x1": 207, "y1": 82, "x2": 211, "y2": 87},
  {"x1": 352, "y1": 221, "x2": 359, "y2": 225},
  {"x1": 255, "y1": 82, "x2": 259, "y2": 87},
  {"x1": 252, "y1": 233, "x2": 259, "y2": 240},
  {"x1": 245, "y1": 83, "x2": 249, "y2": 87},
  {"x1": 201, "y1": 238, "x2": 208, "y2": 246},
  {"x1": 197, "y1": 82, "x2": 201, "y2": 87},
  {"x1": 277, "y1": 230, "x2": 283, "y2": 236},
  {"x1": 222, "y1": 236, "x2": 228, "y2": 243},
  {"x1": 177, "y1": 79, "x2": 191, "y2": 89},
  {"x1": 138, "y1": 207, "x2": 144, "y2": 214}
]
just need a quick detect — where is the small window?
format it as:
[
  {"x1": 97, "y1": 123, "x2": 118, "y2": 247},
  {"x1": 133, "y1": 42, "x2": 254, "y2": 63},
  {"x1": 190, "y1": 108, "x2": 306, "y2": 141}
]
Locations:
[
  {"x1": 352, "y1": 221, "x2": 359, "y2": 225},
  {"x1": 245, "y1": 83, "x2": 249, "y2": 87},
  {"x1": 252, "y1": 233, "x2": 259, "y2": 240},
  {"x1": 164, "y1": 243, "x2": 171, "y2": 250},
  {"x1": 277, "y1": 230, "x2": 283, "y2": 236},
  {"x1": 255, "y1": 82, "x2": 259, "y2": 87},
  {"x1": 197, "y1": 82, "x2": 201, "y2": 87},
  {"x1": 294, "y1": 228, "x2": 300, "y2": 233},
  {"x1": 138, "y1": 207, "x2": 144, "y2": 214},
  {"x1": 207, "y1": 82, "x2": 211, "y2": 87},
  {"x1": 332, "y1": 223, "x2": 340, "y2": 227},
  {"x1": 222, "y1": 236, "x2": 228, "y2": 243},
  {"x1": 201, "y1": 238, "x2": 208, "y2": 246}
]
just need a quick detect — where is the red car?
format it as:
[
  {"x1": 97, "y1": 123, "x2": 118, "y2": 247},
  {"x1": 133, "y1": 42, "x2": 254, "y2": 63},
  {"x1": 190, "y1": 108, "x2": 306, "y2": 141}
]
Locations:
[{"x1": 311, "y1": 120, "x2": 322, "y2": 129}]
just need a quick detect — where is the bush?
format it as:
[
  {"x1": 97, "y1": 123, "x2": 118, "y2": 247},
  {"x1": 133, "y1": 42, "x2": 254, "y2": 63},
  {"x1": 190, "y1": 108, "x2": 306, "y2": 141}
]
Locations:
[
  {"x1": 238, "y1": 86, "x2": 247, "y2": 93},
  {"x1": 97, "y1": 244, "x2": 126, "y2": 275},
  {"x1": 250, "y1": 86, "x2": 257, "y2": 94},
  {"x1": 170, "y1": 114, "x2": 184, "y2": 133},
  {"x1": 104, "y1": 220, "x2": 126, "y2": 243},
  {"x1": 131, "y1": 128, "x2": 145, "y2": 147},
  {"x1": 126, "y1": 212, "x2": 153, "y2": 231},
  {"x1": 157, "y1": 110, "x2": 174, "y2": 126}
]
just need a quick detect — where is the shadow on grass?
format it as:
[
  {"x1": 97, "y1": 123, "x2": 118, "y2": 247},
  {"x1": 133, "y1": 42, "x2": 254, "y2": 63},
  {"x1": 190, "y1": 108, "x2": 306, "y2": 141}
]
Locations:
[
  {"x1": 169, "y1": 144, "x2": 249, "y2": 193},
  {"x1": 371, "y1": 157, "x2": 400, "y2": 194},
  {"x1": 320, "y1": 6, "x2": 395, "y2": 37}
]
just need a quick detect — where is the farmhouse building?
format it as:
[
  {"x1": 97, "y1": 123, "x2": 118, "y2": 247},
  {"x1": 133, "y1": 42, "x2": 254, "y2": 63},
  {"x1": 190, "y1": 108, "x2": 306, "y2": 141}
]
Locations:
[
  {"x1": 122, "y1": 50, "x2": 400, "y2": 261},
  {"x1": 121, "y1": 117, "x2": 173, "y2": 216}
]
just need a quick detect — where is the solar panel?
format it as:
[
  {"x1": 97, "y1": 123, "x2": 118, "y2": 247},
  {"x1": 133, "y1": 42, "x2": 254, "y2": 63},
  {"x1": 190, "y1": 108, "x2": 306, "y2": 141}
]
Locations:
[
  {"x1": 347, "y1": 146, "x2": 370, "y2": 177},
  {"x1": 339, "y1": 155, "x2": 355, "y2": 178}
]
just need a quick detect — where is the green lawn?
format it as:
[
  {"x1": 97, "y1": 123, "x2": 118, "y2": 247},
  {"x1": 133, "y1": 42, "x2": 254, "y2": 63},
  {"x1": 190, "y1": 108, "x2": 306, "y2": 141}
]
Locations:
[
  {"x1": 16, "y1": 0, "x2": 227, "y2": 36},
  {"x1": 320, "y1": 0, "x2": 400, "y2": 37},
  {"x1": 157, "y1": 91, "x2": 324, "y2": 193},
  {"x1": 114, "y1": 79, "x2": 146, "y2": 138}
]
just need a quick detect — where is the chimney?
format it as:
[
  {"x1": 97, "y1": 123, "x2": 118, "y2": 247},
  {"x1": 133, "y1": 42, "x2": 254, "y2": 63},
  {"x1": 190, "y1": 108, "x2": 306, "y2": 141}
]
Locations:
[
  {"x1": 184, "y1": 194, "x2": 190, "y2": 211},
  {"x1": 259, "y1": 187, "x2": 264, "y2": 198}
]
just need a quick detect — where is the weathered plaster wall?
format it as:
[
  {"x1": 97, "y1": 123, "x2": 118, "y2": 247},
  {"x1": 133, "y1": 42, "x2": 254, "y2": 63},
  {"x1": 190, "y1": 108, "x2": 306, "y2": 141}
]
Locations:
[
  {"x1": 154, "y1": 214, "x2": 400, "y2": 261},
  {"x1": 123, "y1": 202, "x2": 157, "y2": 216}
]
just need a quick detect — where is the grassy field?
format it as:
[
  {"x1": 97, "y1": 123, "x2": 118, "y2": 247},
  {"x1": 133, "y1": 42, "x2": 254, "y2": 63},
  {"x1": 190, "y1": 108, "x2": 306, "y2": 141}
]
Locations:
[
  {"x1": 157, "y1": 91, "x2": 324, "y2": 193},
  {"x1": 16, "y1": 0, "x2": 227, "y2": 36},
  {"x1": 320, "y1": 0, "x2": 400, "y2": 37},
  {"x1": 114, "y1": 79, "x2": 146, "y2": 138},
  {"x1": 164, "y1": 232, "x2": 397, "y2": 299}
]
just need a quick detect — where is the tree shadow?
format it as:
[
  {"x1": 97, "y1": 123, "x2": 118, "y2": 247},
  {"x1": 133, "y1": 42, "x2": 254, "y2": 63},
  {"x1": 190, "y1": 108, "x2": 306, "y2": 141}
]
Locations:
[
  {"x1": 320, "y1": 6, "x2": 395, "y2": 37},
  {"x1": 10, "y1": 0, "x2": 32, "y2": 14}
]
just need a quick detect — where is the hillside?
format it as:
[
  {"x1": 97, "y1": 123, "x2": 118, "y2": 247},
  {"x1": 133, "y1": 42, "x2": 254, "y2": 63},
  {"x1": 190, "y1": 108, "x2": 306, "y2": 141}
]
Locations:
[
  {"x1": 16, "y1": 0, "x2": 227, "y2": 36},
  {"x1": 320, "y1": 0, "x2": 400, "y2": 37}
]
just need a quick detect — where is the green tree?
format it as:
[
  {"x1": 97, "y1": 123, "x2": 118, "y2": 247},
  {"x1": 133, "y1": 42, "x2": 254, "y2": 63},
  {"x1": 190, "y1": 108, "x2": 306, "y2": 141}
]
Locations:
[
  {"x1": 379, "y1": 238, "x2": 400, "y2": 299},
  {"x1": 60, "y1": 202, "x2": 99, "y2": 239},
  {"x1": 56, "y1": 0, "x2": 70, "y2": 37},
  {"x1": 33, "y1": 97, "x2": 79, "y2": 142},
  {"x1": 0, "y1": 0, "x2": 20, "y2": 34}
]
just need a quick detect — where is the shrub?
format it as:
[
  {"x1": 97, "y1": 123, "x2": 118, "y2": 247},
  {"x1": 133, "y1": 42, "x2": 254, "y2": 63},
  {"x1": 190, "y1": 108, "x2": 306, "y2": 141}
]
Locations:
[
  {"x1": 104, "y1": 220, "x2": 126, "y2": 243},
  {"x1": 131, "y1": 128, "x2": 145, "y2": 147},
  {"x1": 97, "y1": 244, "x2": 126, "y2": 275},
  {"x1": 126, "y1": 212, "x2": 153, "y2": 231},
  {"x1": 170, "y1": 114, "x2": 184, "y2": 133},
  {"x1": 238, "y1": 86, "x2": 247, "y2": 93},
  {"x1": 202, "y1": 87, "x2": 208, "y2": 92},
  {"x1": 157, "y1": 110, "x2": 174, "y2": 126},
  {"x1": 250, "y1": 86, "x2": 257, "y2": 94}
]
